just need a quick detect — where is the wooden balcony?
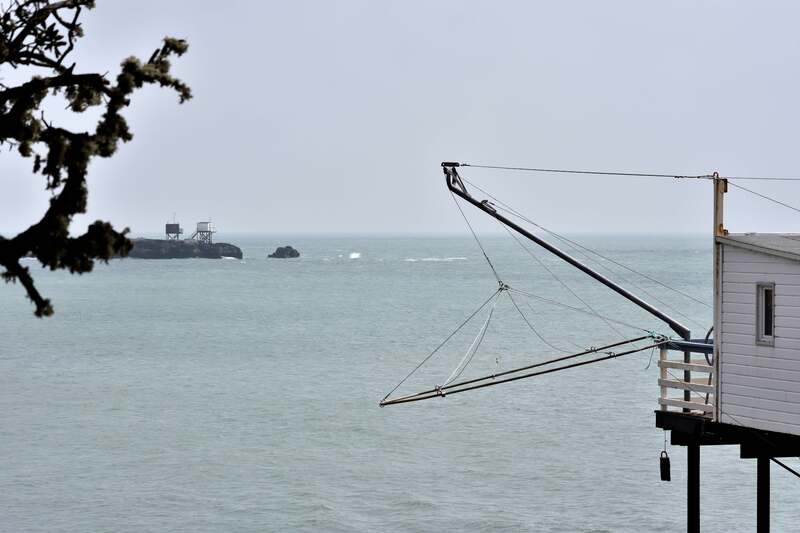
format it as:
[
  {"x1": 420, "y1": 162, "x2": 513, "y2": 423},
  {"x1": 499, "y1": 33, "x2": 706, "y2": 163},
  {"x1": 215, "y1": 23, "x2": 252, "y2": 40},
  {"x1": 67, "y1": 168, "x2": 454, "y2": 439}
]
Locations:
[{"x1": 658, "y1": 344, "x2": 715, "y2": 417}]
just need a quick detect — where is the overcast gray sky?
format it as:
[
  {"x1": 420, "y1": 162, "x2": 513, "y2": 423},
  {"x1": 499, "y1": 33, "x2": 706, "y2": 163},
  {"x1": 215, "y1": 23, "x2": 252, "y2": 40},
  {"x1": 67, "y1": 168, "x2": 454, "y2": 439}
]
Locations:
[{"x1": 4, "y1": 1, "x2": 800, "y2": 235}]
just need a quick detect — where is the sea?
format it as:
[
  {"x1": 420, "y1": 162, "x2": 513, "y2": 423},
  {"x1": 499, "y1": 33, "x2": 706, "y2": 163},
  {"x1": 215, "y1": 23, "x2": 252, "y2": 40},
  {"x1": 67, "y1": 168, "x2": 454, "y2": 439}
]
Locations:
[{"x1": 1, "y1": 234, "x2": 797, "y2": 532}]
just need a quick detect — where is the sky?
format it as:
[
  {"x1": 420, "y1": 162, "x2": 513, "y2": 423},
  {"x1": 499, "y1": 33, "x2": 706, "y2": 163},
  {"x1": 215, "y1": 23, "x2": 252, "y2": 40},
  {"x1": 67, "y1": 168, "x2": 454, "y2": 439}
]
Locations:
[{"x1": 4, "y1": 0, "x2": 800, "y2": 236}]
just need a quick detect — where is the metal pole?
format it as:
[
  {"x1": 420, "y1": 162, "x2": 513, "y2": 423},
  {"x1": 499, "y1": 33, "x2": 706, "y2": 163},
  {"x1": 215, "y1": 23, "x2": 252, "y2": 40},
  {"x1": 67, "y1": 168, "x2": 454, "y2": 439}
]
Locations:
[
  {"x1": 443, "y1": 163, "x2": 692, "y2": 340},
  {"x1": 757, "y1": 456, "x2": 770, "y2": 533},
  {"x1": 688, "y1": 443, "x2": 700, "y2": 533}
]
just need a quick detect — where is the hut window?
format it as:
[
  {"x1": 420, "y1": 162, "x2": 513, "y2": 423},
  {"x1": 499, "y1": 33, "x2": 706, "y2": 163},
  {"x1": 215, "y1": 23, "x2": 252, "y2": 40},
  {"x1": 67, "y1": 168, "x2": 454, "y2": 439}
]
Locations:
[{"x1": 756, "y1": 282, "x2": 775, "y2": 346}]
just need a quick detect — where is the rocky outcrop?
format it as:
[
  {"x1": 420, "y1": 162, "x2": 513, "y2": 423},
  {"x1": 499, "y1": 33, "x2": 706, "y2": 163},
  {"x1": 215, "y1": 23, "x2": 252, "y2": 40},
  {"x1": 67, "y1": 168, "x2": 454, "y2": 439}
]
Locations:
[
  {"x1": 268, "y1": 245, "x2": 300, "y2": 258},
  {"x1": 128, "y1": 239, "x2": 243, "y2": 259}
]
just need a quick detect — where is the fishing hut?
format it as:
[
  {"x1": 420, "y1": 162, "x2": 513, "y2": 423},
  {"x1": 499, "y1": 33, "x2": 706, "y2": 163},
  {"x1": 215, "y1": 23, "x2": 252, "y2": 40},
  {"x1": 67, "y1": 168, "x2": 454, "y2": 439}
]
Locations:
[
  {"x1": 655, "y1": 177, "x2": 800, "y2": 533},
  {"x1": 191, "y1": 221, "x2": 216, "y2": 245},
  {"x1": 165, "y1": 222, "x2": 183, "y2": 240},
  {"x1": 381, "y1": 163, "x2": 800, "y2": 533}
]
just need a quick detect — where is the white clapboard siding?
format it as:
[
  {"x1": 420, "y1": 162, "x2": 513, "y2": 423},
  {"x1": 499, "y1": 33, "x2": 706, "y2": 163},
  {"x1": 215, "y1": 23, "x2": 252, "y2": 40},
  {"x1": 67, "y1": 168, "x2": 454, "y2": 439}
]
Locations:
[
  {"x1": 723, "y1": 332, "x2": 800, "y2": 350},
  {"x1": 720, "y1": 322, "x2": 754, "y2": 336},
  {"x1": 722, "y1": 342, "x2": 800, "y2": 361},
  {"x1": 723, "y1": 292, "x2": 755, "y2": 304},
  {"x1": 725, "y1": 261, "x2": 800, "y2": 275},
  {"x1": 724, "y1": 282, "x2": 800, "y2": 296},
  {"x1": 724, "y1": 272, "x2": 800, "y2": 285},
  {"x1": 722, "y1": 312, "x2": 754, "y2": 326},
  {"x1": 720, "y1": 244, "x2": 800, "y2": 436},
  {"x1": 777, "y1": 295, "x2": 800, "y2": 307},
  {"x1": 722, "y1": 362, "x2": 800, "y2": 382},
  {"x1": 722, "y1": 372, "x2": 800, "y2": 394},
  {"x1": 722, "y1": 382, "x2": 800, "y2": 403},
  {"x1": 724, "y1": 393, "x2": 800, "y2": 415},
  {"x1": 722, "y1": 352, "x2": 800, "y2": 372},
  {"x1": 724, "y1": 248, "x2": 777, "y2": 262}
]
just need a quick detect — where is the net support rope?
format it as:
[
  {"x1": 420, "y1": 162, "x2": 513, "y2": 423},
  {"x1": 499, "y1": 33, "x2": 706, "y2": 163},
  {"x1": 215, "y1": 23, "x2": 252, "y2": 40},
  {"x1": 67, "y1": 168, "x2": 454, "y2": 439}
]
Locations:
[
  {"x1": 449, "y1": 191, "x2": 502, "y2": 285},
  {"x1": 460, "y1": 175, "x2": 713, "y2": 313},
  {"x1": 500, "y1": 223, "x2": 626, "y2": 338},
  {"x1": 381, "y1": 336, "x2": 663, "y2": 406},
  {"x1": 442, "y1": 292, "x2": 499, "y2": 387},
  {"x1": 382, "y1": 178, "x2": 674, "y2": 406},
  {"x1": 380, "y1": 288, "x2": 502, "y2": 404}
]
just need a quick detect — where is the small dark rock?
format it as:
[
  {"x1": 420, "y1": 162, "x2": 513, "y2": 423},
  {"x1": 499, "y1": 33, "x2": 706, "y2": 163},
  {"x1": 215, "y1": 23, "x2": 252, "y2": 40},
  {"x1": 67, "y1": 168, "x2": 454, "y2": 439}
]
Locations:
[{"x1": 268, "y1": 246, "x2": 300, "y2": 259}]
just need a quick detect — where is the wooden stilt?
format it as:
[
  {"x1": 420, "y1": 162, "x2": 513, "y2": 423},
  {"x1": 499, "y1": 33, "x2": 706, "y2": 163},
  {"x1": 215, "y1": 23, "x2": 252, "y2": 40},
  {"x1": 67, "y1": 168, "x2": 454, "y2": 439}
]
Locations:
[
  {"x1": 757, "y1": 456, "x2": 770, "y2": 533},
  {"x1": 688, "y1": 443, "x2": 700, "y2": 533}
]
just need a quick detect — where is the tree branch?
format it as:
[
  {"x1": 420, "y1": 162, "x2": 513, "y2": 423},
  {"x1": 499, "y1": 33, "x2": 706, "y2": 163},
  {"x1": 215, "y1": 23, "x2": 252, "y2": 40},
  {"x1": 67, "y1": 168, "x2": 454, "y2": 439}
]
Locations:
[{"x1": 0, "y1": 1, "x2": 191, "y2": 316}]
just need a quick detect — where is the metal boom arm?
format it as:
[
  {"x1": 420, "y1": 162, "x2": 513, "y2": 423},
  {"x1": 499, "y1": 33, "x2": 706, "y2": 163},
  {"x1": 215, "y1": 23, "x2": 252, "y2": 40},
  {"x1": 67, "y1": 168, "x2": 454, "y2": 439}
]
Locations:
[{"x1": 442, "y1": 162, "x2": 691, "y2": 340}]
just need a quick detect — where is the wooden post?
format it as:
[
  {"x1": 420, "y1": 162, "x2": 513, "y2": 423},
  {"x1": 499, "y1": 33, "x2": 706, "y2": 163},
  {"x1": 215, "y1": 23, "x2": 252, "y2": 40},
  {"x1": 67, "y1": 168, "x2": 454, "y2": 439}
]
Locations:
[
  {"x1": 712, "y1": 173, "x2": 726, "y2": 421},
  {"x1": 688, "y1": 443, "x2": 700, "y2": 533},
  {"x1": 757, "y1": 456, "x2": 770, "y2": 533},
  {"x1": 713, "y1": 173, "x2": 727, "y2": 238},
  {"x1": 684, "y1": 348, "x2": 692, "y2": 408},
  {"x1": 660, "y1": 346, "x2": 668, "y2": 411}
]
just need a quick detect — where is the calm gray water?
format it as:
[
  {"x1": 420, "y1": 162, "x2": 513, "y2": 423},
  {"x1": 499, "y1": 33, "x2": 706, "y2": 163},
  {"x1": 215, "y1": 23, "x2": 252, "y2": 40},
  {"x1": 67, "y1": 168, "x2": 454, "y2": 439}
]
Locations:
[{"x1": 1, "y1": 234, "x2": 797, "y2": 532}]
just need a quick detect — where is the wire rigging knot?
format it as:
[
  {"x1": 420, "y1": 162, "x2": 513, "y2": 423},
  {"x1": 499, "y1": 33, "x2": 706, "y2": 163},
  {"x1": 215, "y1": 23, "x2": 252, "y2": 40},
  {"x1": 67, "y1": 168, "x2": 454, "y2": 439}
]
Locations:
[
  {"x1": 498, "y1": 281, "x2": 510, "y2": 291},
  {"x1": 434, "y1": 385, "x2": 446, "y2": 398},
  {"x1": 649, "y1": 332, "x2": 669, "y2": 344},
  {"x1": 673, "y1": 174, "x2": 715, "y2": 181}
]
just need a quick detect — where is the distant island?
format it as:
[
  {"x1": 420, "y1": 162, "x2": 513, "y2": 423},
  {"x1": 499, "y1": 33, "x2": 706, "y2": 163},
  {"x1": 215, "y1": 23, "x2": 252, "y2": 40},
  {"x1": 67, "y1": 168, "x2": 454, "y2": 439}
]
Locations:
[
  {"x1": 129, "y1": 238, "x2": 242, "y2": 259},
  {"x1": 127, "y1": 221, "x2": 242, "y2": 259}
]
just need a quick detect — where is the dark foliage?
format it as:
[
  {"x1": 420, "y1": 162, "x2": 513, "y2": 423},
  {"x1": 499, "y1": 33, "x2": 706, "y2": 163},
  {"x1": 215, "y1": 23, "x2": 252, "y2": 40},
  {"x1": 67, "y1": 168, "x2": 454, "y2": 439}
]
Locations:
[{"x1": 0, "y1": 0, "x2": 191, "y2": 316}]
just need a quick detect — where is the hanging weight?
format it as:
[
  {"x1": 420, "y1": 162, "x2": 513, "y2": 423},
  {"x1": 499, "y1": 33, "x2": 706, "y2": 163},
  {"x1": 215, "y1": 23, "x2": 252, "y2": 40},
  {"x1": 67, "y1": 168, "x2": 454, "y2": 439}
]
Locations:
[{"x1": 660, "y1": 450, "x2": 671, "y2": 481}]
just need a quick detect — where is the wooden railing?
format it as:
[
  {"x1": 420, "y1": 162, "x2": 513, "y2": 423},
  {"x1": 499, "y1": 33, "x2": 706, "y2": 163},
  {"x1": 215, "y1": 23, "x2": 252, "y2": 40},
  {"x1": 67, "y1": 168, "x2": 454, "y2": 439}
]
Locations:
[{"x1": 658, "y1": 343, "x2": 715, "y2": 416}]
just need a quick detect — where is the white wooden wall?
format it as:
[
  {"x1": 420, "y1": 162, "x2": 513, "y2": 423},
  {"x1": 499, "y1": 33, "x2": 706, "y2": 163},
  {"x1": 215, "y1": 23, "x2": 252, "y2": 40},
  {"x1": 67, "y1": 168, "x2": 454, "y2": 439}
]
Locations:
[{"x1": 719, "y1": 244, "x2": 800, "y2": 436}]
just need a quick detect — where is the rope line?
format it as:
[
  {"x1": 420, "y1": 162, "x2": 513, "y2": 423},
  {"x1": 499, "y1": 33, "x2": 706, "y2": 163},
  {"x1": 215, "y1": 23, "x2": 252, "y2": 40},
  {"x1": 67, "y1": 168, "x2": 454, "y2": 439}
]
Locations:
[
  {"x1": 507, "y1": 287, "x2": 664, "y2": 335},
  {"x1": 380, "y1": 288, "x2": 502, "y2": 403},
  {"x1": 442, "y1": 294, "x2": 498, "y2": 387},
  {"x1": 720, "y1": 176, "x2": 800, "y2": 182},
  {"x1": 381, "y1": 339, "x2": 664, "y2": 406},
  {"x1": 461, "y1": 162, "x2": 800, "y2": 182},
  {"x1": 449, "y1": 191, "x2": 502, "y2": 284},
  {"x1": 506, "y1": 289, "x2": 574, "y2": 353},
  {"x1": 460, "y1": 163, "x2": 712, "y2": 180},
  {"x1": 530, "y1": 231, "x2": 709, "y2": 330},
  {"x1": 518, "y1": 298, "x2": 588, "y2": 351},
  {"x1": 717, "y1": 407, "x2": 800, "y2": 480},
  {"x1": 460, "y1": 176, "x2": 713, "y2": 312},
  {"x1": 500, "y1": 223, "x2": 625, "y2": 338},
  {"x1": 728, "y1": 180, "x2": 800, "y2": 216},
  {"x1": 772, "y1": 457, "x2": 800, "y2": 480},
  {"x1": 533, "y1": 228, "x2": 711, "y2": 330},
  {"x1": 383, "y1": 335, "x2": 651, "y2": 404}
]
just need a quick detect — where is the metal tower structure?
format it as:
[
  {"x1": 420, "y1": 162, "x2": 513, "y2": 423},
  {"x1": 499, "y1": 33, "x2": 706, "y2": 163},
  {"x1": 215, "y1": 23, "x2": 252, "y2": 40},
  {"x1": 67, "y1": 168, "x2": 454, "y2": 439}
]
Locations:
[{"x1": 192, "y1": 221, "x2": 216, "y2": 245}]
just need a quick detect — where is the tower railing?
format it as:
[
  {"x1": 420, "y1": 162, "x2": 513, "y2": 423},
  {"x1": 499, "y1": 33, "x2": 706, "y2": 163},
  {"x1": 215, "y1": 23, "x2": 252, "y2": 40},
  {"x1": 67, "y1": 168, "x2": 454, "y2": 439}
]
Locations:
[{"x1": 658, "y1": 340, "x2": 715, "y2": 416}]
